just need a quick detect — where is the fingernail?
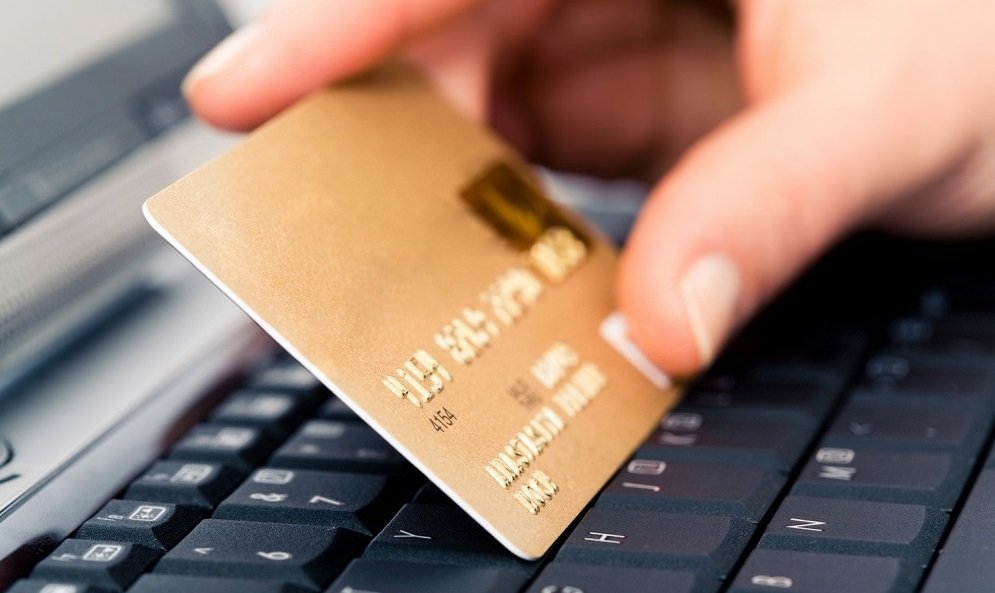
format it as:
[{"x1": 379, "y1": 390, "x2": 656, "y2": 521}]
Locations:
[
  {"x1": 182, "y1": 23, "x2": 261, "y2": 96},
  {"x1": 679, "y1": 254, "x2": 741, "y2": 365}
]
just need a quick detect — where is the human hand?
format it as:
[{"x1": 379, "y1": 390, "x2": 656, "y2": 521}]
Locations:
[{"x1": 184, "y1": 0, "x2": 995, "y2": 376}]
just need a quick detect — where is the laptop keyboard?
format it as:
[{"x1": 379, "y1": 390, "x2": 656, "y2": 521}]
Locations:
[{"x1": 6, "y1": 263, "x2": 995, "y2": 593}]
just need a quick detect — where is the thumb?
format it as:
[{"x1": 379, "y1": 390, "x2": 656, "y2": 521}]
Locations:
[{"x1": 617, "y1": 74, "x2": 963, "y2": 376}]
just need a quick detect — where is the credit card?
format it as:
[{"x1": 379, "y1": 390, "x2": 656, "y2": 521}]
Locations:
[{"x1": 144, "y1": 63, "x2": 682, "y2": 560}]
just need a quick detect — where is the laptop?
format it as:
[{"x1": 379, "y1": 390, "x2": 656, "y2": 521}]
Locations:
[{"x1": 2, "y1": 2, "x2": 994, "y2": 592}]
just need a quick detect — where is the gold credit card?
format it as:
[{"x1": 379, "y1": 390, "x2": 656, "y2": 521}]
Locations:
[{"x1": 144, "y1": 64, "x2": 681, "y2": 560}]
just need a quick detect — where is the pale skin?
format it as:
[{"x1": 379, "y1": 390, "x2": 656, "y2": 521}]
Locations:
[{"x1": 184, "y1": 0, "x2": 995, "y2": 376}]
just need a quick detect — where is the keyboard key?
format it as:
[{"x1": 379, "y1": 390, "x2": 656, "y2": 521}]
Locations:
[
  {"x1": 250, "y1": 360, "x2": 325, "y2": 399},
  {"x1": 6, "y1": 581, "x2": 110, "y2": 593},
  {"x1": 32, "y1": 541, "x2": 160, "y2": 592},
  {"x1": 921, "y1": 470, "x2": 995, "y2": 592},
  {"x1": 557, "y1": 508, "x2": 753, "y2": 577},
  {"x1": 364, "y1": 504, "x2": 525, "y2": 570},
  {"x1": 76, "y1": 500, "x2": 203, "y2": 550},
  {"x1": 124, "y1": 462, "x2": 244, "y2": 509},
  {"x1": 640, "y1": 410, "x2": 816, "y2": 472},
  {"x1": 889, "y1": 313, "x2": 995, "y2": 358},
  {"x1": 683, "y1": 373, "x2": 839, "y2": 422},
  {"x1": 316, "y1": 398, "x2": 359, "y2": 421},
  {"x1": 129, "y1": 574, "x2": 298, "y2": 593},
  {"x1": 525, "y1": 562, "x2": 707, "y2": 593},
  {"x1": 857, "y1": 352, "x2": 995, "y2": 401},
  {"x1": 824, "y1": 399, "x2": 985, "y2": 452},
  {"x1": 794, "y1": 446, "x2": 967, "y2": 509},
  {"x1": 411, "y1": 483, "x2": 454, "y2": 506},
  {"x1": 0, "y1": 437, "x2": 10, "y2": 468},
  {"x1": 211, "y1": 391, "x2": 311, "y2": 435},
  {"x1": 729, "y1": 549, "x2": 907, "y2": 593},
  {"x1": 157, "y1": 519, "x2": 365, "y2": 590},
  {"x1": 326, "y1": 559, "x2": 528, "y2": 593},
  {"x1": 272, "y1": 421, "x2": 408, "y2": 475},
  {"x1": 927, "y1": 311, "x2": 995, "y2": 336},
  {"x1": 598, "y1": 457, "x2": 785, "y2": 521},
  {"x1": 716, "y1": 329, "x2": 867, "y2": 384},
  {"x1": 169, "y1": 425, "x2": 279, "y2": 471},
  {"x1": 917, "y1": 281, "x2": 995, "y2": 317},
  {"x1": 215, "y1": 468, "x2": 393, "y2": 535},
  {"x1": 760, "y1": 496, "x2": 946, "y2": 561}
]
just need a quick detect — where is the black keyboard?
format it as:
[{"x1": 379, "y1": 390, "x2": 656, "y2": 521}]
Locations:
[{"x1": 6, "y1": 239, "x2": 995, "y2": 593}]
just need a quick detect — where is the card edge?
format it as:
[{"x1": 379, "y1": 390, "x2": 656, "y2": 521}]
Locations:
[{"x1": 141, "y1": 199, "x2": 546, "y2": 561}]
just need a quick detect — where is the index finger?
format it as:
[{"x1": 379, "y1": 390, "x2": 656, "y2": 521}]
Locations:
[{"x1": 184, "y1": 0, "x2": 480, "y2": 130}]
